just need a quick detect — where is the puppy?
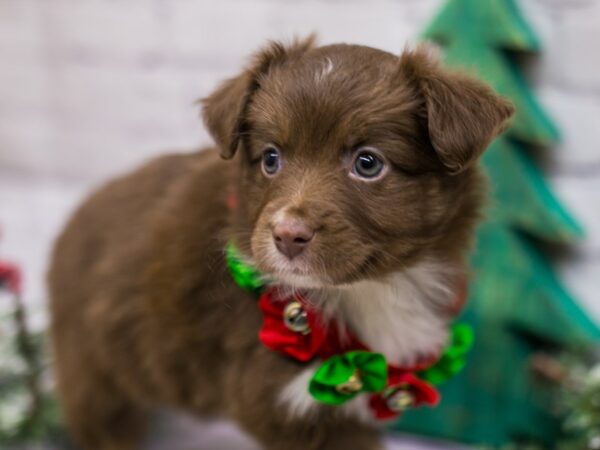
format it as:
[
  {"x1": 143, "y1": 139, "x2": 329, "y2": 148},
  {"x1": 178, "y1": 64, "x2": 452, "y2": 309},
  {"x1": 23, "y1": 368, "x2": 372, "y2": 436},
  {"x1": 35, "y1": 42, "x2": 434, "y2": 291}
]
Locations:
[{"x1": 48, "y1": 38, "x2": 513, "y2": 450}]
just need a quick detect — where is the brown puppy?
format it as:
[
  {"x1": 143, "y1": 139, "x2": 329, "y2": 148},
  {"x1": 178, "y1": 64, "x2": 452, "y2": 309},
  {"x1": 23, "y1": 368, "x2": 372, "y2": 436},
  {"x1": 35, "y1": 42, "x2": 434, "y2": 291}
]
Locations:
[{"x1": 48, "y1": 38, "x2": 513, "y2": 450}]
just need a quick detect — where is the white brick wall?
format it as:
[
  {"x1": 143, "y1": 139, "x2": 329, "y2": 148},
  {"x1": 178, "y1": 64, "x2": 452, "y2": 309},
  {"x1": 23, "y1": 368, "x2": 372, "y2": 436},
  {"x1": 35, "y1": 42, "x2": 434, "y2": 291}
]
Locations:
[
  {"x1": 1, "y1": 0, "x2": 599, "y2": 323},
  {"x1": 0, "y1": 0, "x2": 442, "y2": 180}
]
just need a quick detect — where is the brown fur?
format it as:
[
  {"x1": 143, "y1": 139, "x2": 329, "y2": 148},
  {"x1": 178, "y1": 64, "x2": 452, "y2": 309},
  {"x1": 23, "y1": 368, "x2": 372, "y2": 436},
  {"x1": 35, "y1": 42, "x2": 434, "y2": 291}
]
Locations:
[{"x1": 48, "y1": 40, "x2": 513, "y2": 450}]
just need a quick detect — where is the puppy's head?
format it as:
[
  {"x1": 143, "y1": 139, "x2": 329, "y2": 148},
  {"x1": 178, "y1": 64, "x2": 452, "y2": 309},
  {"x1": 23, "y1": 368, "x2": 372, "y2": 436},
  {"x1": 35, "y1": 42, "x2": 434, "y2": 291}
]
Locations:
[{"x1": 203, "y1": 39, "x2": 513, "y2": 288}]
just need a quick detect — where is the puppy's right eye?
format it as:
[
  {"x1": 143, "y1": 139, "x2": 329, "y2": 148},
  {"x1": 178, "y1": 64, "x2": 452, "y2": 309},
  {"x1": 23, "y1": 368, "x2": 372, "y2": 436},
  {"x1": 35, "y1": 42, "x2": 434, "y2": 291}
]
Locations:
[
  {"x1": 261, "y1": 146, "x2": 282, "y2": 177},
  {"x1": 351, "y1": 148, "x2": 387, "y2": 181}
]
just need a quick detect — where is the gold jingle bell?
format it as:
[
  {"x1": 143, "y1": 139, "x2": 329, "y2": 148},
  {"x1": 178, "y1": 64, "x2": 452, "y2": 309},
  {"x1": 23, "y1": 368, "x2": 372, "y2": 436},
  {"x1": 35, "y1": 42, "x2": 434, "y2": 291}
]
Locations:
[
  {"x1": 385, "y1": 386, "x2": 415, "y2": 412},
  {"x1": 335, "y1": 371, "x2": 364, "y2": 395},
  {"x1": 283, "y1": 300, "x2": 310, "y2": 335}
]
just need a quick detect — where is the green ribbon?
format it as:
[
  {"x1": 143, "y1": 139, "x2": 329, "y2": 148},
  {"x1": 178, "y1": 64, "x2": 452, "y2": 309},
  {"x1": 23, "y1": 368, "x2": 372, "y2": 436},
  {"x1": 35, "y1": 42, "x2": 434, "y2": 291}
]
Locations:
[
  {"x1": 309, "y1": 351, "x2": 388, "y2": 405},
  {"x1": 419, "y1": 322, "x2": 474, "y2": 385},
  {"x1": 225, "y1": 242, "x2": 264, "y2": 293}
]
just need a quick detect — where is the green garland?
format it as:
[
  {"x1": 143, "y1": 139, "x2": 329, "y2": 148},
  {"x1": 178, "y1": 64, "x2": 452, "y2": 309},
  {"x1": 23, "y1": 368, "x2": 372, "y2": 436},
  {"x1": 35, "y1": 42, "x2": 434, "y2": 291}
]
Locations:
[
  {"x1": 420, "y1": 323, "x2": 474, "y2": 385},
  {"x1": 225, "y1": 242, "x2": 264, "y2": 293},
  {"x1": 0, "y1": 296, "x2": 65, "y2": 445}
]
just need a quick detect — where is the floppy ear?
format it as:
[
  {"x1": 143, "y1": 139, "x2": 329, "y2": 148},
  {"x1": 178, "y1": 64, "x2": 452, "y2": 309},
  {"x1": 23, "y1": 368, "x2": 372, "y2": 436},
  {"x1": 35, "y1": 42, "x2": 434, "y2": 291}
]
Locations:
[
  {"x1": 201, "y1": 37, "x2": 316, "y2": 159},
  {"x1": 400, "y1": 46, "x2": 514, "y2": 174}
]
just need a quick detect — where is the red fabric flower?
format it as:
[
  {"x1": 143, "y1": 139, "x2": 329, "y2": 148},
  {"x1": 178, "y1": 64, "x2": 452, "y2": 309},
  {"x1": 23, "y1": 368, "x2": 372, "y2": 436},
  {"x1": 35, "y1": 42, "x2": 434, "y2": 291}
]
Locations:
[
  {"x1": 258, "y1": 289, "x2": 369, "y2": 362},
  {"x1": 369, "y1": 370, "x2": 440, "y2": 420},
  {"x1": 0, "y1": 261, "x2": 22, "y2": 295},
  {"x1": 258, "y1": 290, "x2": 328, "y2": 362}
]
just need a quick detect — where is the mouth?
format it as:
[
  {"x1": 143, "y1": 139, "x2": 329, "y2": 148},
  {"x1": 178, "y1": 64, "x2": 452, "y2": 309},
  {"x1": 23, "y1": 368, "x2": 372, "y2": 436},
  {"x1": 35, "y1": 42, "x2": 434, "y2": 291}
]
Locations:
[
  {"x1": 272, "y1": 272, "x2": 327, "y2": 289},
  {"x1": 261, "y1": 245, "x2": 330, "y2": 289}
]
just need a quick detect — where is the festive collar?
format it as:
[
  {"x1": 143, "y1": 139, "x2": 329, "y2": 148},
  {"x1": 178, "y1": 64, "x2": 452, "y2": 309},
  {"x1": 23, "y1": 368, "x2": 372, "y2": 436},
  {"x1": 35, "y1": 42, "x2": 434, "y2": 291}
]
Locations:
[{"x1": 226, "y1": 242, "x2": 473, "y2": 420}]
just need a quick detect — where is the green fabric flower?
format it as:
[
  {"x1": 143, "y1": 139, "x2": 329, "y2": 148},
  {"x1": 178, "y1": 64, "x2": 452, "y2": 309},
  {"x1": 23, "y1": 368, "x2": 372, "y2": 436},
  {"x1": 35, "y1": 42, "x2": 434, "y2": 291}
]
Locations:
[
  {"x1": 225, "y1": 242, "x2": 264, "y2": 293},
  {"x1": 309, "y1": 351, "x2": 388, "y2": 405},
  {"x1": 420, "y1": 322, "x2": 474, "y2": 385}
]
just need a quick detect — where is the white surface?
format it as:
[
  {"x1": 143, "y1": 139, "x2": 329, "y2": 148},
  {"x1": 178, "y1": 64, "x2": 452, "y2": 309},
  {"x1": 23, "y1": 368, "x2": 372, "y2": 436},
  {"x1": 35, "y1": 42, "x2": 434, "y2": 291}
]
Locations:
[{"x1": 144, "y1": 412, "x2": 466, "y2": 450}]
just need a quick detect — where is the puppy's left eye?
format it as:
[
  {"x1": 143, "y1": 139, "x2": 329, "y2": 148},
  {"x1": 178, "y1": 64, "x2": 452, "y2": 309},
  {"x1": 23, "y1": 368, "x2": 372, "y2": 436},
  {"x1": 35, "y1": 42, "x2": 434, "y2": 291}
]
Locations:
[
  {"x1": 261, "y1": 145, "x2": 281, "y2": 176},
  {"x1": 352, "y1": 150, "x2": 386, "y2": 179}
]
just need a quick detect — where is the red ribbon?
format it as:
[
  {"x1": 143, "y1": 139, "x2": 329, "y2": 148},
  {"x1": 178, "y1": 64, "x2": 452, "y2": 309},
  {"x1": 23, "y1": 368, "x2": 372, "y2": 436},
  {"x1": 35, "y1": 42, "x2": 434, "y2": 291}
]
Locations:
[{"x1": 258, "y1": 289, "x2": 367, "y2": 361}]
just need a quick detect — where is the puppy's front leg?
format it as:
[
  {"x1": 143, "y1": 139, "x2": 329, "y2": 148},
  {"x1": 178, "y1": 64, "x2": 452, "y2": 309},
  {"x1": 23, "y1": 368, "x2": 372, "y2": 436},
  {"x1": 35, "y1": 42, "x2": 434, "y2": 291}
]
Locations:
[{"x1": 222, "y1": 348, "x2": 383, "y2": 450}]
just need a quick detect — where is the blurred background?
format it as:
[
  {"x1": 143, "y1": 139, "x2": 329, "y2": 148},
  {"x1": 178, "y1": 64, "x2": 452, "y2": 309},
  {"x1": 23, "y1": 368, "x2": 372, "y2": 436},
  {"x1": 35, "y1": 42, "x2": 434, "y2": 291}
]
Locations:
[{"x1": 1, "y1": 0, "x2": 600, "y2": 449}]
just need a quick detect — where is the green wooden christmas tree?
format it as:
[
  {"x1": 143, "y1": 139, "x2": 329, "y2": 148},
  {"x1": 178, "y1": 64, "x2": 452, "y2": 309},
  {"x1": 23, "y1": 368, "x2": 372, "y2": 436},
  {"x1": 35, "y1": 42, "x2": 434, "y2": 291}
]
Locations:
[{"x1": 394, "y1": 0, "x2": 600, "y2": 445}]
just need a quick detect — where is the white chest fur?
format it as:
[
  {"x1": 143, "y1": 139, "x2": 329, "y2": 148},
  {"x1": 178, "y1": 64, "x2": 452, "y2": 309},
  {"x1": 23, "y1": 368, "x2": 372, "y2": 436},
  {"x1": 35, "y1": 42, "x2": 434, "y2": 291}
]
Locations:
[
  {"x1": 278, "y1": 259, "x2": 459, "y2": 420},
  {"x1": 334, "y1": 260, "x2": 456, "y2": 366}
]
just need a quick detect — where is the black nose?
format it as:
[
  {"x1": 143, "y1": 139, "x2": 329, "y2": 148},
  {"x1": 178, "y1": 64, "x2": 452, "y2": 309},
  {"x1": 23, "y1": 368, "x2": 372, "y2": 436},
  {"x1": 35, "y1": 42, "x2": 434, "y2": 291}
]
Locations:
[{"x1": 272, "y1": 219, "x2": 315, "y2": 260}]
